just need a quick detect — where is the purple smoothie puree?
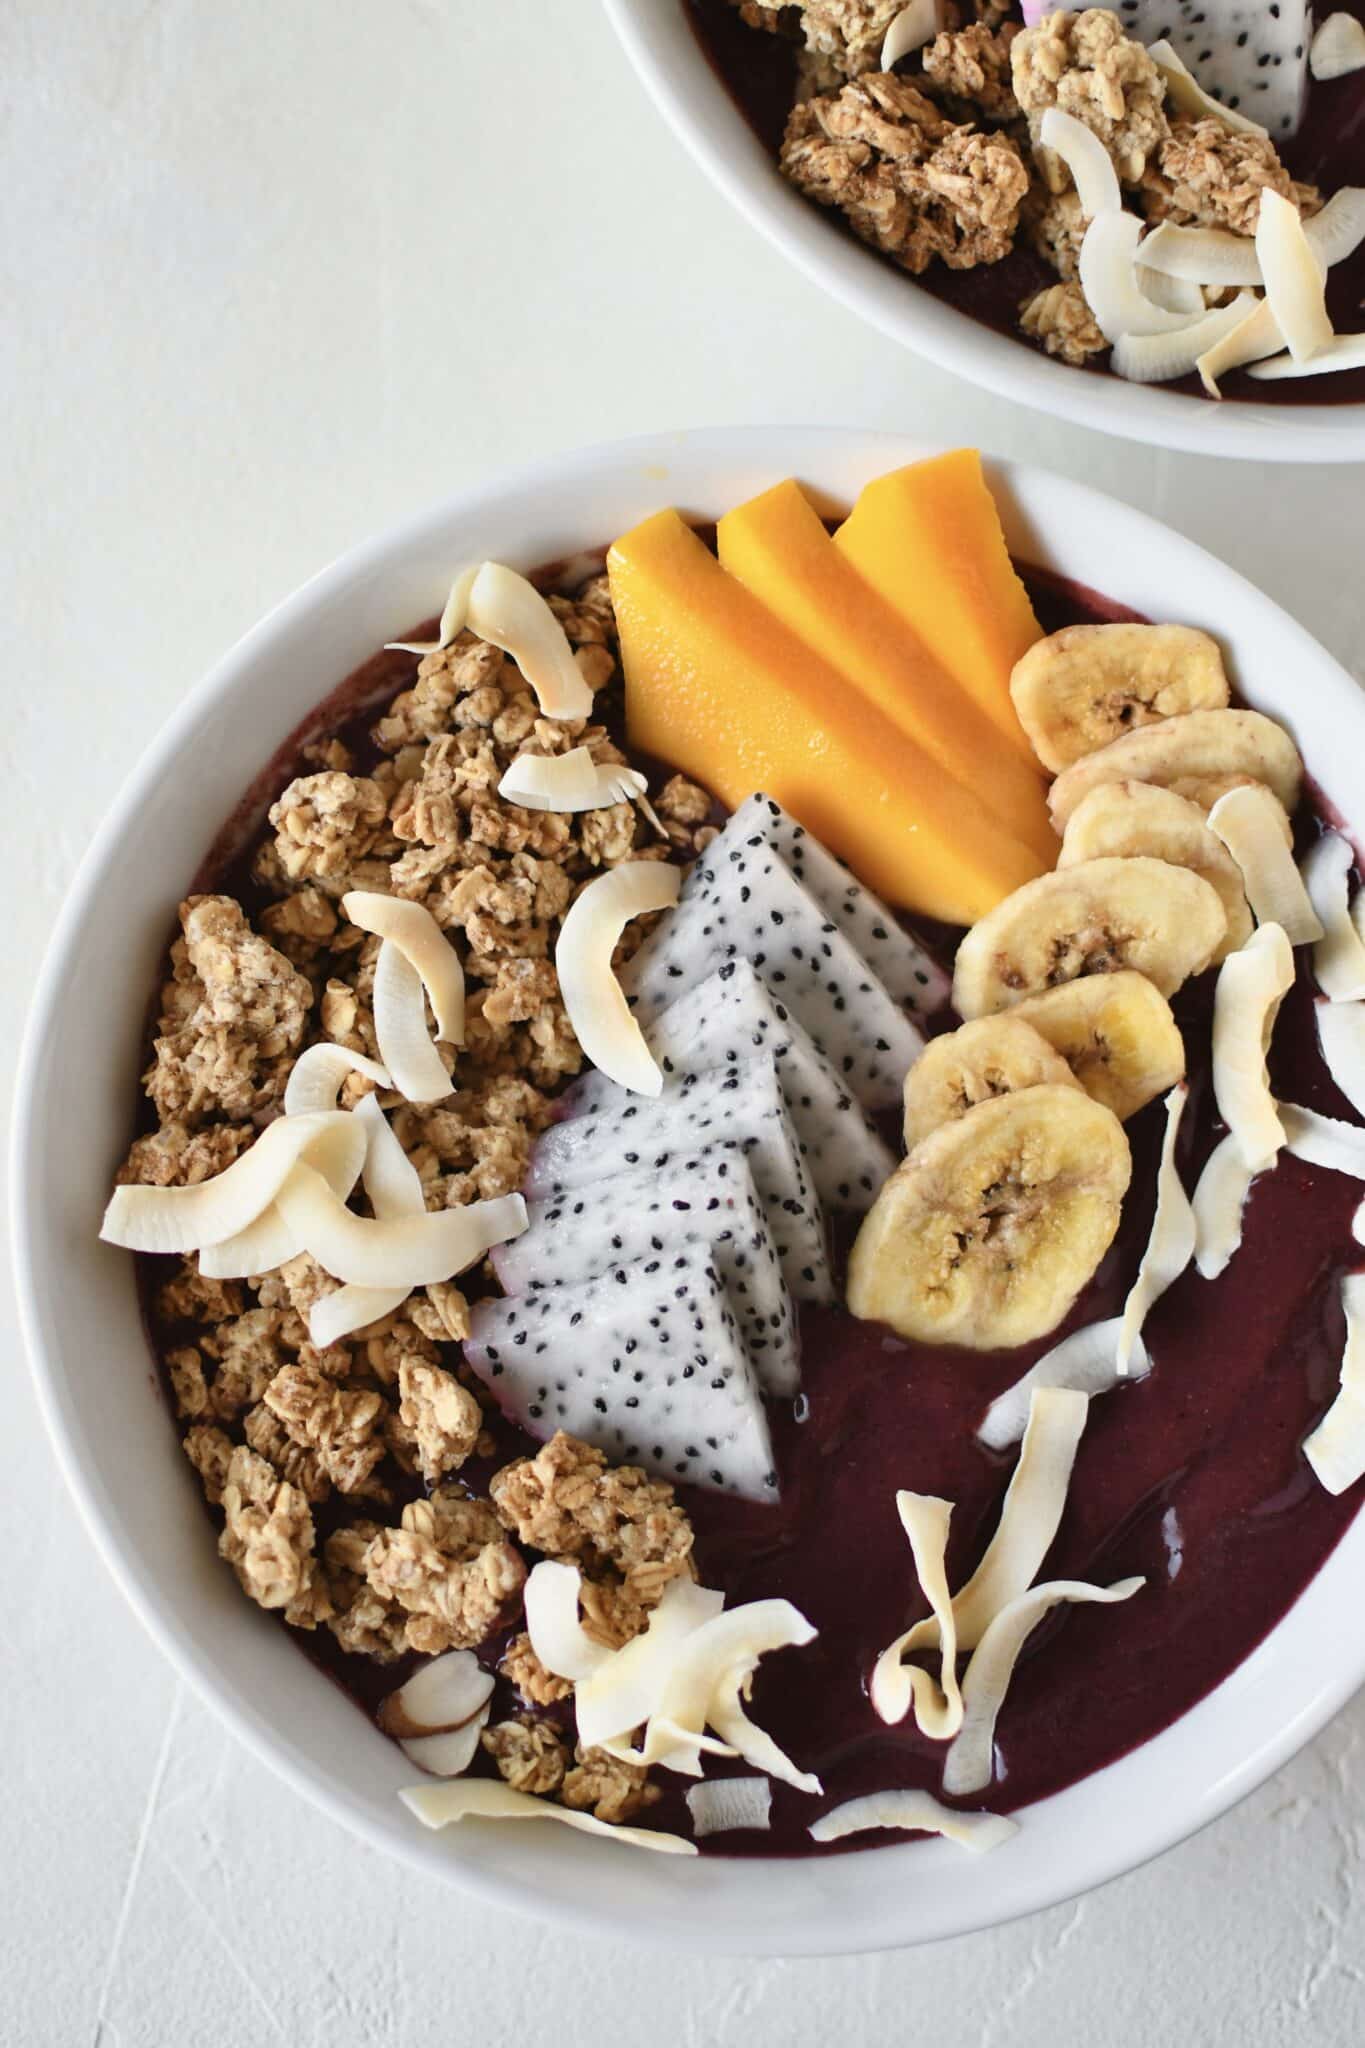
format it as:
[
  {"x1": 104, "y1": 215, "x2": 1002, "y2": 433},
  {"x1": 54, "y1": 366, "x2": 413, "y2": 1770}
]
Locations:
[
  {"x1": 685, "y1": 0, "x2": 1365, "y2": 406},
  {"x1": 138, "y1": 556, "x2": 1365, "y2": 1858}
]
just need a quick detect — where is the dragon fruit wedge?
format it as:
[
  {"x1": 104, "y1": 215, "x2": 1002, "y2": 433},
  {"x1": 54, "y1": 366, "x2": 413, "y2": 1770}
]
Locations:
[
  {"x1": 722, "y1": 794, "x2": 951, "y2": 1018},
  {"x1": 1103, "y1": 0, "x2": 1311, "y2": 136},
  {"x1": 525, "y1": 1053, "x2": 835, "y2": 1304},
  {"x1": 465, "y1": 1248, "x2": 779, "y2": 1501},
  {"x1": 555, "y1": 959, "x2": 896, "y2": 1211},
  {"x1": 490, "y1": 1150, "x2": 801, "y2": 1397},
  {"x1": 620, "y1": 827, "x2": 924, "y2": 1115}
]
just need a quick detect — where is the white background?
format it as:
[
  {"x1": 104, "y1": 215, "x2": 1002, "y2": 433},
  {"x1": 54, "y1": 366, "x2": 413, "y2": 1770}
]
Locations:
[{"x1": 6, "y1": 2, "x2": 1365, "y2": 2042}]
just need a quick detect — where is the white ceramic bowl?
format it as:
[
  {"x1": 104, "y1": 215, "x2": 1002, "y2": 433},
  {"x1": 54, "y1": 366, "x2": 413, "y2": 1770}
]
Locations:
[
  {"x1": 14, "y1": 426, "x2": 1365, "y2": 1955},
  {"x1": 603, "y1": 1, "x2": 1365, "y2": 465}
]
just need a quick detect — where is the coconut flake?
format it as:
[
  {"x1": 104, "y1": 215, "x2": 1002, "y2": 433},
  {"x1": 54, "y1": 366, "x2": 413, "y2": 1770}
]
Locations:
[
  {"x1": 1317, "y1": 1002, "x2": 1365, "y2": 1119},
  {"x1": 399, "y1": 1713, "x2": 490, "y2": 1779},
  {"x1": 942, "y1": 1577, "x2": 1146, "y2": 1797},
  {"x1": 708, "y1": 1666, "x2": 822, "y2": 1796},
  {"x1": 1257, "y1": 188, "x2": 1334, "y2": 363},
  {"x1": 342, "y1": 893, "x2": 464, "y2": 1046},
  {"x1": 198, "y1": 1106, "x2": 374, "y2": 1280},
  {"x1": 574, "y1": 1578, "x2": 726, "y2": 1753},
  {"x1": 274, "y1": 1165, "x2": 526, "y2": 1287},
  {"x1": 524, "y1": 1560, "x2": 612, "y2": 1684},
  {"x1": 1146, "y1": 38, "x2": 1269, "y2": 137},
  {"x1": 100, "y1": 1110, "x2": 363, "y2": 1256},
  {"x1": 628, "y1": 1599, "x2": 819, "y2": 1785},
  {"x1": 1136, "y1": 265, "x2": 1205, "y2": 315},
  {"x1": 1112, "y1": 294, "x2": 1260, "y2": 382},
  {"x1": 555, "y1": 862, "x2": 681, "y2": 1097},
  {"x1": 498, "y1": 746, "x2": 651, "y2": 816},
  {"x1": 1118, "y1": 1085, "x2": 1195, "y2": 1374},
  {"x1": 1304, "y1": 833, "x2": 1365, "y2": 1000},
  {"x1": 1212, "y1": 922, "x2": 1294, "y2": 1171},
  {"x1": 1039, "y1": 106, "x2": 1121, "y2": 218},
  {"x1": 307, "y1": 1094, "x2": 425, "y2": 1346},
  {"x1": 1247, "y1": 332, "x2": 1365, "y2": 380},
  {"x1": 881, "y1": 0, "x2": 942, "y2": 67},
  {"x1": 1208, "y1": 784, "x2": 1322, "y2": 943},
  {"x1": 399, "y1": 1777, "x2": 696, "y2": 1854},
  {"x1": 371, "y1": 941, "x2": 452, "y2": 1105},
  {"x1": 809, "y1": 1790, "x2": 1018, "y2": 1852},
  {"x1": 283, "y1": 1043, "x2": 392, "y2": 1117},
  {"x1": 1079, "y1": 212, "x2": 1194, "y2": 343},
  {"x1": 869, "y1": 1493, "x2": 962, "y2": 1737},
  {"x1": 1304, "y1": 1275, "x2": 1365, "y2": 1494},
  {"x1": 1305, "y1": 187, "x2": 1365, "y2": 271},
  {"x1": 1191, "y1": 1133, "x2": 1259, "y2": 1279},
  {"x1": 1137, "y1": 221, "x2": 1264, "y2": 286},
  {"x1": 466, "y1": 563, "x2": 594, "y2": 721},
  {"x1": 385, "y1": 564, "x2": 478, "y2": 654},
  {"x1": 685, "y1": 1777, "x2": 772, "y2": 1837},
  {"x1": 977, "y1": 1319, "x2": 1151, "y2": 1453},
  {"x1": 1280, "y1": 1101, "x2": 1365, "y2": 1178},
  {"x1": 1311, "y1": 12, "x2": 1365, "y2": 80},
  {"x1": 1197, "y1": 297, "x2": 1285, "y2": 396}
]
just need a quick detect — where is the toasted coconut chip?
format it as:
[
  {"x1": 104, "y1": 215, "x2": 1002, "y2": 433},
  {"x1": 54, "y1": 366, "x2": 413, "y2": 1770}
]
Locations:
[
  {"x1": 1304, "y1": 833, "x2": 1365, "y2": 1000},
  {"x1": 385, "y1": 564, "x2": 478, "y2": 654},
  {"x1": 283, "y1": 1043, "x2": 392, "y2": 1117},
  {"x1": 1191, "y1": 1133, "x2": 1259, "y2": 1279},
  {"x1": 685, "y1": 1776, "x2": 772, "y2": 1837},
  {"x1": 556, "y1": 862, "x2": 681, "y2": 1097},
  {"x1": 1213, "y1": 923, "x2": 1294, "y2": 1171},
  {"x1": 307, "y1": 1094, "x2": 425, "y2": 1347},
  {"x1": 343, "y1": 893, "x2": 464, "y2": 1046},
  {"x1": 1198, "y1": 298, "x2": 1285, "y2": 396},
  {"x1": 1247, "y1": 333, "x2": 1365, "y2": 381},
  {"x1": 372, "y1": 941, "x2": 453, "y2": 1105},
  {"x1": 1256, "y1": 190, "x2": 1334, "y2": 364},
  {"x1": 1209, "y1": 785, "x2": 1322, "y2": 943},
  {"x1": 1138, "y1": 221, "x2": 1264, "y2": 286},
  {"x1": 870, "y1": 1494, "x2": 962, "y2": 1737},
  {"x1": 977, "y1": 1319, "x2": 1150, "y2": 1452},
  {"x1": 1118, "y1": 1086, "x2": 1195, "y2": 1374},
  {"x1": 1136, "y1": 265, "x2": 1205, "y2": 315},
  {"x1": 1146, "y1": 38, "x2": 1268, "y2": 137},
  {"x1": 809, "y1": 1790, "x2": 1018, "y2": 1852},
  {"x1": 1304, "y1": 1275, "x2": 1365, "y2": 1494},
  {"x1": 882, "y1": 0, "x2": 942, "y2": 66},
  {"x1": 1040, "y1": 107, "x2": 1121, "y2": 218},
  {"x1": 942, "y1": 1577, "x2": 1145, "y2": 1797},
  {"x1": 400, "y1": 1777, "x2": 696, "y2": 1854},
  {"x1": 1311, "y1": 12, "x2": 1365, "y2": 81},
  {"x1": 1280, "y1": 1101, "x2": 1365, "y2": 1178},
  {"x1": 1079, "y1": 212, "x2": 1194, "y2": 343},
  {"x1": 400, "y1": 1709, "x2": 491, "y2": 1779},
  {"x1": 274, "y1": 1164, "x2": 526, "y2": 1287},
  {"x1": 466, "y1": 562, "x2": 594, "y2": 721},
  {"x1": 1306, "y1": 188, "x2": 1365, "y2": 270},
  {"x1": 574, "y1": 1578, "x2": 726, "y2": 1752},
  {"x1": 1317, "y1": 1002, "x2": 1365, "y2": 1119},
  {"x1": 379, "y1": 1649, "x2": 496, "y2": 1741},
  {"x1": 498, "y1": 746, "x2": 650, "y2": 815},
  {"x1": 624, "y1": 1599, "x2": 818, "y2": 1784},
  {"x1": 1113, "y1": 295, "x2": 1260, "y2": 383},
  {"x1": 900, "y1": 1388, "x2": 1088, "y2": 1662},
  {"x1": 101, "y1": 1111, "x2": 362, "y2": 1256},
  {"x1": 524, "y1": 1560, "x2": 611, "y2": 1683}
]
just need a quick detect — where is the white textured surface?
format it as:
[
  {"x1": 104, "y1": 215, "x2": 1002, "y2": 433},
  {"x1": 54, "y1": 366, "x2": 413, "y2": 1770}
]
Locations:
[{"x1": 5, "y1": 0, "x2": 1365, "y2": 2039}]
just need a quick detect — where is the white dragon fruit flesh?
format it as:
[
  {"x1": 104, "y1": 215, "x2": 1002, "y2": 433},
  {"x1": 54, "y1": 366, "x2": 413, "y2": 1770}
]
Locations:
[
  {"x1": 491, "y1": 1149, "x2": 801, "y2": 1397},
  {"x1": 722, "y1": 794, "x2": 950, "y2": 1018},
  {"x1": 621, "y1": 824, "x2": 924, "y2": 1115},
  {"x1": 525, "y1": 1053, "x2": 835, "y2": 1305},
  {"x1": 555, "y1": 958, "x2": 896, "y2": 1211},
  {"x1": 1102, "y1": 0, "x2": 1312, "y2": 136},
  {"x1": 465, "y1": 1248, "x2": 779, "y2": 1501}
]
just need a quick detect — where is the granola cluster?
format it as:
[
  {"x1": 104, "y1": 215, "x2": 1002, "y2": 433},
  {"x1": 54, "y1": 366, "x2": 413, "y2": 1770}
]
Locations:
[{"x1": 749, "y1": 3, "x2": 1319, "y2": 369}]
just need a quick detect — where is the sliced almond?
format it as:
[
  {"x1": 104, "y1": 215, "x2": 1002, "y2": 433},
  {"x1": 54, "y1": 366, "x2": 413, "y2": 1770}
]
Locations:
[{"x1": 379, "y1": 1649, "x2": 496, "y2": 1741}]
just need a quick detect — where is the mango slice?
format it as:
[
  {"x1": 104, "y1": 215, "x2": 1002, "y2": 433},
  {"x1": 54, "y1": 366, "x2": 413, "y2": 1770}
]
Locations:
[
  {"x1": 717, "y1": 480, "x2": 1055, "y2": 867},
  {"x1": 608, "y1": 509, "x2": 1049, "y2": 925},
  {"x1": 834, "y1": 451, "x2": 1042, "y2": 768}
]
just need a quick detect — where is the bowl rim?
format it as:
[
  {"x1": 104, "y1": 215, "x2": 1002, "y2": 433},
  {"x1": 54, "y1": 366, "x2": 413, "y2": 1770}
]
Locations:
[
  {"x1": 14, "y1": 423, "x2": 1365, "y2": 1955},
  {"x1": 600, "y1": 0, "x2": 1365, "y2": 466}
]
